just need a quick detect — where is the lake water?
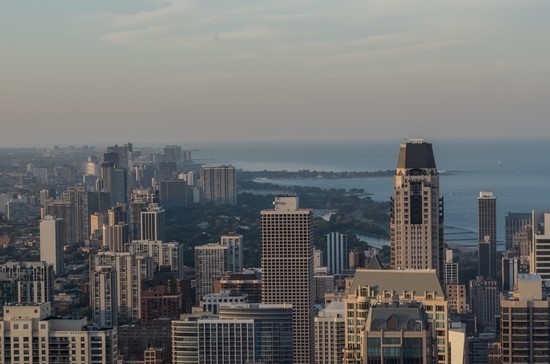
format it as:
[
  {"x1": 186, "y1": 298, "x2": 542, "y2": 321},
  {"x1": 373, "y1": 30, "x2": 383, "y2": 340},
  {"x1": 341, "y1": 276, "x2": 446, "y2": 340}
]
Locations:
[{"x1": 191, "y1": 138, "x2": 550, "y2": 249}]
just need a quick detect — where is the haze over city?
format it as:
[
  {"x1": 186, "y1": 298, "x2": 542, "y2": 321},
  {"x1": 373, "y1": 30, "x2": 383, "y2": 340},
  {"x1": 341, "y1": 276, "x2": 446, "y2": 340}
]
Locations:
[{"x1": 2, "y1": 0, "x2": 550, "y2": 146}]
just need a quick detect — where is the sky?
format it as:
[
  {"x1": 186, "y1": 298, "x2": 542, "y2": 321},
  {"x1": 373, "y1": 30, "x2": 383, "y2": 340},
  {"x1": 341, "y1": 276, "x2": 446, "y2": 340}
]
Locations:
[{"x1": 1, "y1": 0, "x2": 550, "y2": 146}]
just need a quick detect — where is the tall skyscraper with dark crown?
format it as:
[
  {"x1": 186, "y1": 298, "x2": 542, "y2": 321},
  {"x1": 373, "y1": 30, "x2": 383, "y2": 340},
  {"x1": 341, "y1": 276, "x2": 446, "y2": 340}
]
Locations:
[
  {"x1": 390, "y1": 139, "x2": 444, "y2": 277},
  {"x1": 478, "y1": 191, "x2": 497, "y2": 279}
]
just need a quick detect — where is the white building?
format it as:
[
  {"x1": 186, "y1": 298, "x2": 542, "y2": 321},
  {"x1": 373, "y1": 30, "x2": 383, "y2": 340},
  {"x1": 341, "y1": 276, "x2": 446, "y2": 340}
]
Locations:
[
  {"x1": 140, "y1": 204, "x2": 166, "y2": 242},
  {"x1": 0, "y1": 303, "x2": 117, "y2": 364},
  {"x1": 40, "y1": 216, "x2": 65, "y2": 274},
  {"x1": 315, "y1": 301, "x2": 345, "y2": 364},
  {"x1": 172, "y1": 304, "x2": 293, "y2": 364},
  {"x1": 92, "y1": 266, "x2": 118, "y2": 329},
  {"x1": 127, "y1": 240, "x2": 185, "y2": 278},
  {"x1": 220, "y1": 234, "x2": 243, "y2": 273},
  {"x1": 0, "y1": 262, "x2": 54, "y2": 305},
  {"x1": 201, "y1": 289, "x2": 248, "y2": 314},
  {"x1": 194, "y1": 243, "x2": 228, "y2": 303},
  {"x1": 90, "y1": 251, "x2": 154, "y2": 320}
]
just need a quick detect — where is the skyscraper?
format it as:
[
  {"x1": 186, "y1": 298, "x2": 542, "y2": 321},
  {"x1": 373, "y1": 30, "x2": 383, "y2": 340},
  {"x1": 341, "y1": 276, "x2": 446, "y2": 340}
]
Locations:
[
  {"x1": 530, "y1": 210, "x2": 550, "y2": 281},
  {"x1": 220, "y1": 233, "x2": 243, "y2": 273},
  {"x1": 469, "y1": 276, "x2": 499, "y2": 334},
  {"x1": 201, "y1": 164, "x2": 237, "y2": 205},
  {"x1": 500, "y1": 274, "x2": 550, "y2": 363},
  {"x1": 140, "y1": 203, "x2": 166, "y2": 242},
  {"x1": 127, "y1": 240, "x2": 185, "y2": 278},
  {"x1": 92, "y1": 265, "x2": 118, "y2": 329},
  {"x1": 314, "y1": 301, "x2": 345, "y2": 364},
  {"x1": 504, "y1": 212, "x2": 531, "y2": 251},
  {"x1": 478, "y1": 192, "x2": 497, "y2": 279},
  {"x1": 0, "y1": 262, "x2": 54, "y2": 306},
  {"x1": 326, "y1": 232, "x2": 348, "y2": 275},
  {"x1": 261, "y1": 195, "x2": 314, "y2": 364},
  {"x1": 90, "y1": 251, "x2": 154, "y2": 320},
  {"x1": 40, "y1": 215, "x2": 65, "y2": 274},
  {"x1": 171, "y1": 304, "x2": 293, "y2": 364},
  {"x1": 194, "y1": 243, "x2": 228, "y2": 303},
  {"x1": 390, "y1": 139, "x2": 444, "y2": 277}
]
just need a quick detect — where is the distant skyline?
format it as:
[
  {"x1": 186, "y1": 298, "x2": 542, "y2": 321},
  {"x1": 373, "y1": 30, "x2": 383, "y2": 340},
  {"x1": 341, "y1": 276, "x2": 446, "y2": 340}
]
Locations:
[{"x1": 2, "y1": 0, "x2": 550, "y2": 146}]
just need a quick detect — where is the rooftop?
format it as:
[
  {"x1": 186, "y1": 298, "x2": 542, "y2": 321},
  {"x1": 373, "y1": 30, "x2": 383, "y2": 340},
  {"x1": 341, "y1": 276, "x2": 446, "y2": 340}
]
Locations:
[
  {"x1": 348, "y1": 269, "x2": 444, "y2": 297},
  {"x1": 397, "y1": 141, "x2": 436, "y2": 170}
]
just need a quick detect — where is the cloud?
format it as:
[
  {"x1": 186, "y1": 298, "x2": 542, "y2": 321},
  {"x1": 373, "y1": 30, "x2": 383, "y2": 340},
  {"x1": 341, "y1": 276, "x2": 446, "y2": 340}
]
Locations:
[
  {"x1": 109, "y1": 0, "x2": 195, "y2": 28},
  {"x1": 99, "y1": 26, "x2": 167, "y2": 44}
]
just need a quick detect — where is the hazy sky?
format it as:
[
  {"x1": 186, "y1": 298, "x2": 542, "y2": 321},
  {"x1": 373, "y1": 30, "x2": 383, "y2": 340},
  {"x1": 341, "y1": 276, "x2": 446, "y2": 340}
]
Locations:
[{"x1": 1, "y1": 0, "x2": 550, "y2": 146}]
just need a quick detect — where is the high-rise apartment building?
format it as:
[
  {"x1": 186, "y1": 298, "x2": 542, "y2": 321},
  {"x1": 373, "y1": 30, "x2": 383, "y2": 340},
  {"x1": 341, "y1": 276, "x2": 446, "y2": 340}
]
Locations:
[
  {"x1": 261, "y1": 195, "x2": 314, "y2": 364},
  {"x1": 0, "y1": 303, "x2": 118, "y2": 364},
  {"x1": 194, "y1": 243, "x2": 228, "y2": 303},
  {"x1": 478, "y1": 192, "x2": 497, "y2": 279},
  {"x1": 159, "y1": 179, "x2": 187, "y2": 207},
  {"x1": 109, "y1": 223, "x2": 129, "y2": 252},
  {"x1": 172, "y1": 304, "x2": 293, "y2": 364},
  {"x1": 92, "y1": 265, "x2": 118, "y2": 329},
  {"x1": 201, "y1": 164, "x2": 237, "y2": 205},
  {"x1": 140, "y1": 285, "x2": 183, "y2": 326},
  {"x1": 500, "y1": 274, "x2": 550, "y2": 363},
  {"x1": 505, "y1": 212, "x2": 531, "y2": 251},
  {"x1": 220, "y1": 233, "x2": 243, "y2": 273},
  {"x1": 219, "y1": 303, "x2": 294, "y2": 363},
  {"x1": 44, "y1": 200, "x2": 75, "y2": 246},
  {"x1": 127, "y1": 240, "x2": 185, "y2": 278},
  {"x1": 502, "y1": 254, "x2": 519, "y2": 292},
  {"x1": 101, "y1": 161, "x2": 128, "y2": 206},
  {"x1": 315, "y1": 301, "x2": 345, "y2": 364},
  {"x1": 0, "y1": 262, "x2": 54, "y2": 307},
  {"x1": 90, "y1": 251, "x2": 154, "y2": 320},
  {"x1": 443, "y1": 248, "x2": 459, "y2": 284},
  {"x1": 40, "y1": 215, "x2": 65, "y2": 274},
  {"x1": 390, "y1": 139, "x2": 444, "y2": 277},
  {"x1": 62, "y1": 186, "x2": 89, "y2": 243},
  {"x1": 326, "y1": 232, "x2": 348, "y2": 275},
  {"x1": 469, "y1": 276, "x2": 499, "y2": 334},
  {"x1": 530, "y1": 211, "x2": 550, "y2": 281},
  {"x1": 140, "y1": 204, "x2": 166, "y2": 242},
  {"x1": 446, "y1": 283, "x2": 469, "y2": 314}
]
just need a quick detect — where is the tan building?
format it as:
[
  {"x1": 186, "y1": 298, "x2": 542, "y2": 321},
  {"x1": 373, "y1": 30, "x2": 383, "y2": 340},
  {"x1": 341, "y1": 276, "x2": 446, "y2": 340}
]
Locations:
[
  {"x1": 500, "y1": 274, "x2": 550, "y2": 363},
  {"x1": 0, "y1": 303, "x2": 117, "y2": 364},
  {"x1": 315, "y1": 301, "x2": 345, "y2": 364},
  {"x1": 446, "y1": 283, "x2": 469, "y2": 314},
  {"x1": 390, "y1": 140, "x2": 444, "y2": 277},
  {"x1": 261, "y1": 195, "x2": 314, "y2": 364},
  {"x1": 343, "y1": 269, "x2": 449, "y2": 364}
]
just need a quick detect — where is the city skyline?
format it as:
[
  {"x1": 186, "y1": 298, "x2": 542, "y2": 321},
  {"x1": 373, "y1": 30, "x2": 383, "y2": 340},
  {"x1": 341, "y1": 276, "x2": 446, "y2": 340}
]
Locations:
[{"x1": 2, "y1": 1, "x2": 550, "y2": 146}]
